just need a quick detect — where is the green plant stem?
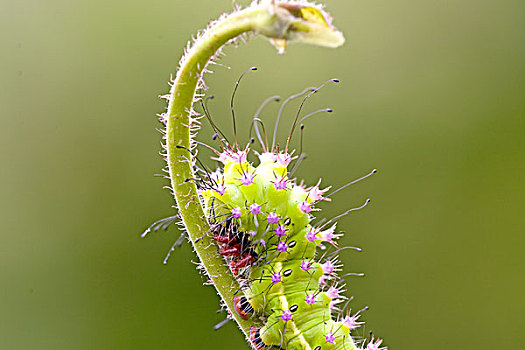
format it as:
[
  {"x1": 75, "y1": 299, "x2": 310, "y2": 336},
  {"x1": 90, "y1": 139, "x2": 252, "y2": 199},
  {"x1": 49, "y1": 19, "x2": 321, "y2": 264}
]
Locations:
[{"x1": 166, "y1": 6, "x2": 276, "y2": 343}]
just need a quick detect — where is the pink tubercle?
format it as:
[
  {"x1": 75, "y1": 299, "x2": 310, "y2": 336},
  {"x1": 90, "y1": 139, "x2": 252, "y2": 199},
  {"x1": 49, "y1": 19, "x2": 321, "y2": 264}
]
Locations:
[
  {"x1": 306, "y1": 230, "x2": 317, "y2": 242},
  {"x1": 320, "y1": 224, "x2": 341, "y2": 245},
  {"x1": 342, "y1": 312, "x2": 363, "y2": 330},
  {"x1": 266, "y1": 212, "x2": 279, "y2": 224},
  {"x1": 240, "y1": 172, "x2": 255, "y2": 186},
  {"x1": 217, "y1": 149, "x2": 247, "y2": 165},
  {"x1": 277, "y1": 241, "x2": 288, "y2": 253},
  {"x1": 326, "y1": 286, "x2": 340, "y2": 300},
  {"x1": 215, "y1": 184, "x2": 226, "y2": 196},
  {"x1": 366, "y1": 337, "x2": 387, "y2": 350},
  {"x1": 301, "y1": 260, "x2": 312, "y2": 272},
  {"x1": 325, "y1": 332, "x2": 336, "y2": 344},
  {"x1": 231, "y1": 207, "x2": 242, "y2": 219},
  {"x1": 271, "y1": 272, "x2": 281, "y2": 284},
  {"x1": 299, "y1": 201, "x2": 312, "y2": 214},
  {"x1": 305, "y1": 294, "x2": 316, "y2": 305},
  {"x1": 275, "y1": 225, "x2": 286, "y2": 237},
  {"x1": 231, "y1": 150, "x2": 247, "y2": 164},
  {"x1": 273, "y1": 176, "x2": 288, "y2": 191},
  {"x1": 276, "y1": 152, "x2": 292, "y2": 167},
  {"x1": 321, "y1": 260, "x2": 335, "y2": 274},
  {"x1": 281, "y1": 309, "x2": 292, "y2": 322},
  {"x1": 249, "y1": 203, "x2": 261, "y2": 215},
  {"x1": 308, "y1": 179, "x2": 331, "y2": 202}
]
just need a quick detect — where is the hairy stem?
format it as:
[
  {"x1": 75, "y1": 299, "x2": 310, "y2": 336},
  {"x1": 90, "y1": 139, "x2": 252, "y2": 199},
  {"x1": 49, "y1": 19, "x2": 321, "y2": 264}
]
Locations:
[
  {"x1": 164, "y1": 1, "x2": 344, "y2": 345},
  {"x1": 166, "y1": 6, "x2": 273, "y2": 342}
]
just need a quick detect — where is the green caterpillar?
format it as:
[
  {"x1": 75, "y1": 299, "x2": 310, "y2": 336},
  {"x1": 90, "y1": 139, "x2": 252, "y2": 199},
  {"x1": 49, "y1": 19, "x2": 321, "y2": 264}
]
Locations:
[
  {"x1": 200, "y1": 146, "x2": 367, "y2": 349},
  {"x1": 146, "y1": 1, "x2": 387, "y2": 349}
]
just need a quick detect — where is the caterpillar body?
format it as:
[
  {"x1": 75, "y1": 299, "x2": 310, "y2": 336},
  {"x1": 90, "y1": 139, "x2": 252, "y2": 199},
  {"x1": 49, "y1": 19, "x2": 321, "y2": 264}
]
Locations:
[{"x1": 200, "y1": 147, "x2": 370, "y2": 350}]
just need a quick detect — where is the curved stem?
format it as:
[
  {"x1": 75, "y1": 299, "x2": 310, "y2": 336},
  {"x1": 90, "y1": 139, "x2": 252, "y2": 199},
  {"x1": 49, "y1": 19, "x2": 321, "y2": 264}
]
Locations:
[
  {"x1": 164, "y1": 2, "x2": 344, "y2": 346},
  {"x1": 166, "y1": 6, "x2": 269, "y2": 342}
]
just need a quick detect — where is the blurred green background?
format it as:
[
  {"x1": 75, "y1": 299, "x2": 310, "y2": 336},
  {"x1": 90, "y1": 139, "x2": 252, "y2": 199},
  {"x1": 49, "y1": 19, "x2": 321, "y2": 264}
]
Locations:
[{"x1": 1, "y1": 0, "x2": 524, "y2": 349}]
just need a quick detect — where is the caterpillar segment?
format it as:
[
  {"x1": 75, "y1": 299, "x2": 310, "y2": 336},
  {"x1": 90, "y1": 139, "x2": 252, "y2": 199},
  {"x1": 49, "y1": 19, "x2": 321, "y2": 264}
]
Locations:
[{"x1": 200, "y1": 149, "x2": 358, "y2": 350}]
